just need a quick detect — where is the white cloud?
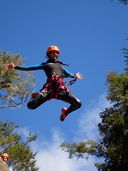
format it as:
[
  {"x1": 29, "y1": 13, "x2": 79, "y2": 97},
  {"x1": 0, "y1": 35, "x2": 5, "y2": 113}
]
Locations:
[
  {"x1": 9, "y1": 167, "x2": 13, "y2": 171},
  {"x1": 16, "y1": 127, "x2": 30, "y2": 137},
  {"x1": 77, "y1": 93, "x2": 111, "y2": 141},
  {"x1": 33, "y1": 129, "x2": 97, "y2": 171}
]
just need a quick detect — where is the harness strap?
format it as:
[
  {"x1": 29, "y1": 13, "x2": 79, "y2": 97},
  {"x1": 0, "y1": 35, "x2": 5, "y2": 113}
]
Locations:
[
  {"x1": 41, "y1": 73, "x2": 70, "y2": 99},
  {"x1": 64, "y1": 78, "x2": 77, "y2": 86}
]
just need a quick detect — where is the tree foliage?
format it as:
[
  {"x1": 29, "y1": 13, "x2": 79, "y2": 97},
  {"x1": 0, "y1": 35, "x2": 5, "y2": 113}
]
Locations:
[
  {"x1": 61, "y1": 55, "x2": 128, "y2": 171},
  {"x1": 0, "y1": 121, "x2": 38, "y2": 171},
  {"x1": 0, "y1": 52, "x2": 35, "y2": 108}
]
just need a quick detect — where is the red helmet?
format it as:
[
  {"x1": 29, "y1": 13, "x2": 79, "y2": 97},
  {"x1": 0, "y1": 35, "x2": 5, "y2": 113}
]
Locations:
[{"x1": 46, "y1": 45, "x2": 60, "y2": 56}]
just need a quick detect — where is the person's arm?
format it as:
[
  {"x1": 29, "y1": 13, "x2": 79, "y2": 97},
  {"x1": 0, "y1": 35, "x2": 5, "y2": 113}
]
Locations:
[
  {"x1": 62, "y1": 68, "x2": 83, "y2": 80},
  {"x1": 7, "y1": 63, "x2": 44, "y2": 71},
  {"x1": 15, "y1": 64, "x2": 43, "y2": 71},
  {"x1": 62, "y1": 68, "x2": 76, "y2": 78}
]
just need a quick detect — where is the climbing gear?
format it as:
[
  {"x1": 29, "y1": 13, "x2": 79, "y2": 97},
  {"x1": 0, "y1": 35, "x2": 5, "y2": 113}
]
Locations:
[
  {"x1": 64, "y1": 78, "x2": 77, "y2": 86},
  {"x1": 41, "y1": 73, "x2": 70, "y2": 99}
]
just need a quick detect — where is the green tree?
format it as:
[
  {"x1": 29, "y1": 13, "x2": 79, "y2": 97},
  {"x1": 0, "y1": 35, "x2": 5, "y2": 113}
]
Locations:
[
  {"x1": 0, "y1": 52, "x2": 35, "y2": 108},
  {"x1": 0, "y1": 121, "x2": 38, "y2": 171},
  {"x1": 61, "y1": 56, "x2": 128, "y2": 171}
]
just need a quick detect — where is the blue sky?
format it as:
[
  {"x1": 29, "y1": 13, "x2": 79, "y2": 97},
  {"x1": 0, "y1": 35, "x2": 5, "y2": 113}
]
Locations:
[{"x1": 0, "y1": 0, "x2": 128, "y2": 171}]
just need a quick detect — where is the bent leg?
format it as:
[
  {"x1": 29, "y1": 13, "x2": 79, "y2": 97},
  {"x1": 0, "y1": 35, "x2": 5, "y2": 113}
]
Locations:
[
  {"x1": 27, "y1": 88, "x2": 51, "y2": 110},
  {"x1": 58, "y1": 90, "x2": 82, "y2": 115}
]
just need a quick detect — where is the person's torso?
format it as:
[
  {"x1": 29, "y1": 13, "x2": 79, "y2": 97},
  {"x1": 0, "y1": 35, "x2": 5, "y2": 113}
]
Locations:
[
  {"x1": 43, "y1": 62, "x2": 63, "y2": 78},
  {"x1": 0, "y1": 158, "x2": 10, "y2": 171}
]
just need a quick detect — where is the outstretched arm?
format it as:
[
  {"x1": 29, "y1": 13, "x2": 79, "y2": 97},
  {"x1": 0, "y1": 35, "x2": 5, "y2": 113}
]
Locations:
[
  {"x1": 63, "y1": 68, "x2": 83, "y2": 80},
  {"x1": 7, "y1": 63, "x2": 43, "y2": 71}
]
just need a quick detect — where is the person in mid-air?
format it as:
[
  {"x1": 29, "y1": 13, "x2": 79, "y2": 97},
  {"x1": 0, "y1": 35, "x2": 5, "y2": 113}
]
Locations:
[{"x1": 7, "y1": 45, "x2": 83, "y2": 121}]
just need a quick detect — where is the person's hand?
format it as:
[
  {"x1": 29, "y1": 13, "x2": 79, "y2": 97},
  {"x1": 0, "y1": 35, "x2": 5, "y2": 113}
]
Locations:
[
  {"x1": 7, "y1": 62, "x2": 15, "y2": 70},
  {"x1": 75, "y1": 72, "x2": 83, "y2": 80}
]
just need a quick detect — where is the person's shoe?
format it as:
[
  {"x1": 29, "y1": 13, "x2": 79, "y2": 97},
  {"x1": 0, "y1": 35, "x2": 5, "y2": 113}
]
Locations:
[{"x1": 60, "y1": 107, "x2": 68, "y2": 121}]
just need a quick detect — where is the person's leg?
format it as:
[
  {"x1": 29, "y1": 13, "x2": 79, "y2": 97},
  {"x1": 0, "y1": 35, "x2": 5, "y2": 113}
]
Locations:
[
  {"x1": 27, "y1": 88, "x2": 51, "y2": 109},
  {"x1": 58, "y1": 90, "x2": 82, "y2": 121}
]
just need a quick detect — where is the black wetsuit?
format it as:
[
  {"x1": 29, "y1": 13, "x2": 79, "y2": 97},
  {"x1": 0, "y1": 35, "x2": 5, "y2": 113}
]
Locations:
[{"x1": 15, "y1": 59, "x2": 82, "y2": 116}]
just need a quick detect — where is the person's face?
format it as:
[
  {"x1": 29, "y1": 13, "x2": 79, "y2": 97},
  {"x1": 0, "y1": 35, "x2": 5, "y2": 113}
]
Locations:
[
  {"x1": 49, "y1": 51, "x2": 59, "y2": 60},
  {"x1": 2, "y1": 157, "x2": 8, "y2": 163}
]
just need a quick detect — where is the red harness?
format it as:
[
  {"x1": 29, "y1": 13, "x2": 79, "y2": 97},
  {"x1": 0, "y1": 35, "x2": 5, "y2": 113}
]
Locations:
[{"x1": 41, "y1": 73, "x2": 70, "y2": 99}]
